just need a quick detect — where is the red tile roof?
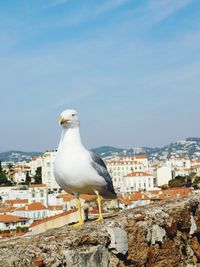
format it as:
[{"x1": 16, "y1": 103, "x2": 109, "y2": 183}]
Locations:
[
  {"x1": 119, "y1": 155, "x2": 147, "y2": 160},
  {"x1": 0, "y1": 214, "x2": 28, "y2": 223},
  {"x1": 119, "y1": 198, "x2": 132, "y2": 205},
  {"x1": 0, "y1": 207, "x2": 17, "y2": 213},
  {"x1": 29, "y1": 184, "x2": 47, "y2": 187},
  {"x1": 126, "y1": 172, "x2": 152, "y2": 177},
  {"x1": 58, "y1": 193, "x2": 75, "y2": 201},
  {"x1": 48, "y1": 205, "x2": 63, "y2": 211},
  {"x1": 5, "y1": 199, "x2": 28, "y2": 205},
  {"x1": 16, "y1": 202, "x2": 47, "y2": 211}
]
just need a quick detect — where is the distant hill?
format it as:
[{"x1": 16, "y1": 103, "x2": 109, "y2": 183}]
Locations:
[
  {"x1": 0, "y1": 151, "x2": 42, "y2": 163},
  {"x1": 1, "y1": 137, "x2": 200, "y2": 163},
  {"x1": 91, "y1": 137, "x2": 200, "y2": 160}
]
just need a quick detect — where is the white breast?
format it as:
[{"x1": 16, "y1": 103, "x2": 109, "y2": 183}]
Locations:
[
  {"x1": 54, "y1": 146, "x2": 106, "y2": 194},
  {"x1": 54, "y1": 126, "x2": 106, "y2": 195}
]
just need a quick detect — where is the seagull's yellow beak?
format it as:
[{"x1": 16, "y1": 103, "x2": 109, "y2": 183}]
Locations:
[{"x1": 59, "y1": 116, "x2": 69, "y2": 125}]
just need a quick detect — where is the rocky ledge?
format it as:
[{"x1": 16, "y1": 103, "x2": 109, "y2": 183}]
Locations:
[{"x1": 1, "y1": 193, "x2": 200, "y2": 267}]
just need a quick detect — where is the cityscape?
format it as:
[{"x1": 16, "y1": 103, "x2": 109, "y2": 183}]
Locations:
[
  {"x1": 0, "y1": 0, "x2": 200, "y2": 265},
  {"x1": 0, "y1": 137, "x2": 200, "y2": 239}
]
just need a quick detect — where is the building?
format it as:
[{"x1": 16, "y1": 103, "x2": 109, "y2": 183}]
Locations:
[
  {"x1": 123, "y1": 172, "x2": 154, "y2": 192},
  {"x1": 119, "y1": 155, "x2": 149, "y2": 171},
  {"x1": 106, "y1": 155, "x2": 149, "y2": 190},
  {"x1": 0, "y1": 214, "x2": 30, "y2": 231},
  {"x1": 12, "y1": 163, "x2": 31, "y2": 184},
  {"x1": 28, "y1": 156, "x2": 42, "y2": 176},
  {"x1": 166, "y1": 157, "x2": 191, "y2": 170},
  {"x1": 4, "y1": 199, "x2": 28, "y2": 208},
  {"x1": 191, "y1": 165, "x2": 200, "y2": 177},
  {"x1": 28, "y1": 184, "x2": 48, "y2": 206},
  {"x1": 156, "y1": 166, "x2": 172, "y2": 186},
  {"x1": 57, "y1": 193, "x2": 77, "y2": 211},
  {"x1": 12, "y1": 202, "x2": 48, "y2": 221},
  {"x1": 41, "y1": 151, "x2": 59, "y2": 190}
]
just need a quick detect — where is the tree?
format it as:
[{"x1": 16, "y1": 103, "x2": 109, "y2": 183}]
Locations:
[
  {"x1": 0, "y1": 161, "x2": 12, "y2": 186},
  {"x1": 33, "y1": 167, "x2": 42, "y2": 184},
  {"x1": 168, "y1": 175, "x2": 186, "y2": 188},
  {"x1": 25, "y1": 171, "x2": 31, "y2": 185},
  {"x1": 160, "y1": 184, "x2": 169, "y2": 190},
  {"x1": 7, "y1": 163, "x2": 14, "y2": 181}
]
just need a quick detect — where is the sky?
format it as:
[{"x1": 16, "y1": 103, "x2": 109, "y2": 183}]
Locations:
[{"x1": 0, "y1": 0, "x2": 200, "y2": 152}]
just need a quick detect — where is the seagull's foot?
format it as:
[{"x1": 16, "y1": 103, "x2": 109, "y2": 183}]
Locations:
[
  {"x1": 95, "y1": 215, "x2": 103, "y2": 222},
  {"x1": 72, "y1": 220, "x2": 84, "y2": 228}
]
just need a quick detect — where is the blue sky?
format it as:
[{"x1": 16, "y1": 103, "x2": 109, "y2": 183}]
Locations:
[{"x1": 0, "y1": 0, "x2": 200, "y2": 152}]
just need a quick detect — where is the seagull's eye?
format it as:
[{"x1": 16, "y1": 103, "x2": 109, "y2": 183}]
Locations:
[{"x1": 72, "y1": 114, "x2": 76, "y2": 117}]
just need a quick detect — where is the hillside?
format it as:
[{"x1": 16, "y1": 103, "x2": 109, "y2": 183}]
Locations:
[
  {"x1": 0, "y1": 137, "x2": 200, "y2": 163},
  {"x1": 0, "y1": 151, "x2": 42, "y2": 163},
  {"x1": 91, "y1": 137, "x2": 200, "y2": 160}
]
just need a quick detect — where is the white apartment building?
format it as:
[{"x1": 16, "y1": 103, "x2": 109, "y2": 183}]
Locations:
[
  {"x1": 12, "y1": 163, "x2": 31, "y2": 184},
  {"x1": 166, "y1": 157, "x2": 191, "y2": 170},
  {"x1": 156, "y1": 166, "x2": 172, "y2": 186},
  {"x1": 123, "y1": 172, "x2": 154, "y2": 192},
  {"x1": 28, "y1": 184, "x2": 48, "y2": 206},
  {"x1": 106, "y1": 155, "x2": 149, "y2": 189},
  {"x1": 42, "y1": 151, "x2": 59, "y2": 190},
  {"x1": 28, "y1": 156, "x2": 42, "y2": 176},
  {"x1": 13, "y1": 202, "x2": 48, "y2": 221},
  {"x1": 119, "y1": 155, "x2": 149, "y2": 172},
  {"x1": 0, "y1": 214, "x2": 30, "y2": 231}
]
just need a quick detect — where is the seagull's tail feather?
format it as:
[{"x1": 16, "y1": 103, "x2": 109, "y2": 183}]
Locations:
[{"x1": 100, "y1": 188, "x2": 118, "y2": 200}]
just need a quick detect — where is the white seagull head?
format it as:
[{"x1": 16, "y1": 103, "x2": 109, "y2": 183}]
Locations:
[{"x1": 59, "y1": 109, "x2": 80, "y2": 128}]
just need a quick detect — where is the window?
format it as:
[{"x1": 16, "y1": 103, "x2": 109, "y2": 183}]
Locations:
[
  {"x1": 46, "y1": 162, "x2": 51, "y2": 167},
  {"x1": 32, "y1": 193, "x2": 35, "y2": 198}
]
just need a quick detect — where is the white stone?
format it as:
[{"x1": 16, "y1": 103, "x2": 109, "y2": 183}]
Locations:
[{"x1": 107, "y1": 227, "x2": 128, "y2": 255}]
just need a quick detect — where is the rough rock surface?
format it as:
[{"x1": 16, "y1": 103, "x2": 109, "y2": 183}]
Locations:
[{"x1": 1, "y1": 193, "x2": 200, "y2": 266}]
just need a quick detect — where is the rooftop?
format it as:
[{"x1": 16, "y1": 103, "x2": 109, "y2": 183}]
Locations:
[
  {"x1": 5, "y1": 199, "x2": 28, "y2": 205},
  {"x1": 16, "y1": 202, "x2": 47, "y2": 211},
  {"x1": 0, "y1": 214, "x2": 28, "y2": 223},
  {"x1": 126, "y1": 172, "x2": 152, "y2": 177}
]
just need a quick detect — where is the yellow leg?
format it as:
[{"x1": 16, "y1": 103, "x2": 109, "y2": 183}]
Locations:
[
  {"x1": 73, "y1": 198, "x2": 84, "y2": 227},
  {"x1": 96, "y1": 194, "x2": 103, "y2": 221}
]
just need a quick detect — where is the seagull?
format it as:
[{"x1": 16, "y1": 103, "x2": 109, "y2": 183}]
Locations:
[{"x1": 54, "y1": 109, "x2": 117, "y2": 226}]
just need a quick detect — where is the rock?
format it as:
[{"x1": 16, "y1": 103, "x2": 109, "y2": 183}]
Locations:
[
  {"x1": 1, "y1": 194, "x2": 200, "y2": 266},
  {"x1": 189, "y1": 215, "x2": 197, "y2": 235},
  {"x1": 63, "y1": 245, "x2": 109, "y2": 267},
  {"x1": 191, "y1": 236, "x2": 200, "y2": 260},
  {"x1": 107, "y1": 227, "x2": 128, "y2": 255},
  {"x1": 150, "y1": 225, "x2": 166, "y2": 245}
]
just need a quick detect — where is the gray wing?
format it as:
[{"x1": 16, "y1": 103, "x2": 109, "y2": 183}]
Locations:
[{"x1": 89, "y1": 151, "x2": 117, "y2": 198}]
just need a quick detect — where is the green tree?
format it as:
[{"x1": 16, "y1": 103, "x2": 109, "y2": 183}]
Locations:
[
  {"x1": 25, "y1": 171, "x2": 31, "y2": 185},
  {"x1": 168, "y1": 175, "x2": 186, "y2": 188},
  {"x1": 7, "y1": 163, "x2": 14, "y2": 181},
  {"x1": 33, "y1": 167, "x2": 42, "y2": 184},
  {"x1": 0, "y1": 161, "x2": 12, "y2": 186}
]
